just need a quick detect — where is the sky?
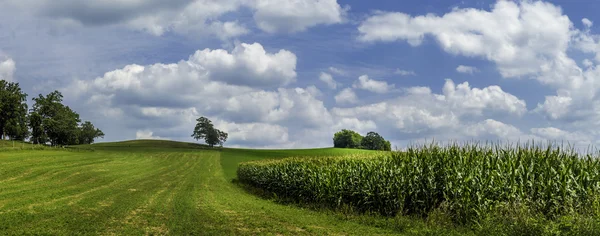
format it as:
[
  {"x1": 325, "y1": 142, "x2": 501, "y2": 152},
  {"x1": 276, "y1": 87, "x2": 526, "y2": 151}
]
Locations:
[{"x1": 2, "y1": 0, "x2": 600, "y2": 149}]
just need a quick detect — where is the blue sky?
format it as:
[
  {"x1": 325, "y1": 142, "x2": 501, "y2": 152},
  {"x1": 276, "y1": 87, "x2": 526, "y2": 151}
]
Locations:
[{"x1": 2, "y1": 0, "x2": 600, "y2": 149}]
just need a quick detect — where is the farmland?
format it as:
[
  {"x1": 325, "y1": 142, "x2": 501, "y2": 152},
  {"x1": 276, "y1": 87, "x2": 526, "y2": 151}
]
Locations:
[
  {"x1": 0, "y1": 140, "x2": 436, "y2": 235},
  {"x1": 3, "y1": 140, "x2": 600, "y2": 235}
]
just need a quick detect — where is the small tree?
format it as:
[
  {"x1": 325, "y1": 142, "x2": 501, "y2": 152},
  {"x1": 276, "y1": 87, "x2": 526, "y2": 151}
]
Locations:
[
  {"x1": 333, "y1": 129, "x2": 363, "y2": 148},
  {"x1": 191, "y1": 116, "x2": 228, "y2": 147}
]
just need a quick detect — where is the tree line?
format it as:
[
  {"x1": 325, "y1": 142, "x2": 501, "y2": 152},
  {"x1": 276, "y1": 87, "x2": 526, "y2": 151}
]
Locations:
[
  {"x1": 0, "y1": 80, "x2": 104, "y2": 146},
  {"x1": 333, "y1": 129, "x2": 392, "y2": 151}
]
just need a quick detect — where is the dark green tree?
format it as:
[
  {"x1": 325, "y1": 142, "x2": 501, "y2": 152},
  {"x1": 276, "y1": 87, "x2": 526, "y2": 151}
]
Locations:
[
  {"x1": 383, "y1": 140, "x2": 392, "y2": 151},
  {"x1": 78, "y1": 121, "x2": 105, "y2": 144},
  {"x1": 361, "y1": 131, "x2": 390, "y2": 151},
  {"x1": 333, "y1": 129, "x2": 363, "y2": 148},
  {"x1": 0, "y1": 80, "x2": 28, "y2": 140},
  {"x1": 31, "y1": 91, "x2": 81, "y2": 146},
  {"x1": 29, "y1": 112, "x2": 46, "y2": 144},
  {"x1": 191, "y1": 117, "x2": 227, "y2": 147}
]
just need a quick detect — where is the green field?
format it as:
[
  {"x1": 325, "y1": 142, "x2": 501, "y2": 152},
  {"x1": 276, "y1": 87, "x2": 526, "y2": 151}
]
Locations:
[
  {"x1": 4, "y1": 140, "x2": 598, "y2": 235},
  {"x1": 0, "y1": 140, "x2": 454, "y2": 235}
]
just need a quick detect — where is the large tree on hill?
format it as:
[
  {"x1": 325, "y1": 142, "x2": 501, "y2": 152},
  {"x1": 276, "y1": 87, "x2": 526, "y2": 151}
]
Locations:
[
  {"x1": 0, "y1": 80, "x2": 28, "y2": 141},
  {"x1": 30, "y1": 91, "x2": 81, "y2": 146},
  {"x1": 333, "y1": 129, "x2": 363, "y2": 148},
  {"x1": 191, "y1": 117, "x2": 228, "y2": 147}
]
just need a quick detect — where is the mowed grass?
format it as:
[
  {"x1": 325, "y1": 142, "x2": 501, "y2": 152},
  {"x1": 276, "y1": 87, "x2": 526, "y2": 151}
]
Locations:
[{"x1": 0, "y1": 140, "x2": 460, "y2": 235}]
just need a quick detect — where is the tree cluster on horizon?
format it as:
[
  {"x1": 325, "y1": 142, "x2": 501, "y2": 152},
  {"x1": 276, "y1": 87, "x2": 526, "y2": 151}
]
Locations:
[
  {"x1": 0, "y1": 80, "x2": 104, "y2": 146},
  {"x1": 333, "y1": 129, "x2": 391, "y2": 151}
]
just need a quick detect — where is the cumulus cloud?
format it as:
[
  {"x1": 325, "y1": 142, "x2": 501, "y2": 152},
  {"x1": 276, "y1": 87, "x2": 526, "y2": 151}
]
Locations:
[
  {"x1": 358, "y1": 1, "x2": 573, "y2": 81},
  {"x1": 189, "y1": 42, "x2": 297, "y2": 86},
  {"x1": 534, "y1": 95, "x2": 573, "y2": 120},
  {"x1": 456, "y1": 65, "x2": 479, "y2": 74},
  {"x1": 357, "y1": 0, "x2": 600, "y2": 142},
  {"x1": 0, "y1": 58, "x2": 15, "y2": 82},
  {"x1": 333, "y1": 79, "x2": 526, "y2": 139},
  {"x1": 334, "y1": 88, "x2": 358, "y2": 104},
  {"x1": 583, "y1": 18, "x2": 593, "y2": 28},
  {"x1": 463, "y1": 119, "x2": 525, "y2": 140},
  {"x1": 66, "y1": 42, "x2": 337, "y2": 147},
  {"x1": 252, "y1": 0, "x2": 347, "y2": 33},
  {"x1": 136, "y1": 130, "x2": 164, "y2": 140},
  {"x1": 352, "y1": 75, "x2": 395, "y2": 93},
  {"x1": 319, "y1": 72, "x2": 338, "y2": 89}
]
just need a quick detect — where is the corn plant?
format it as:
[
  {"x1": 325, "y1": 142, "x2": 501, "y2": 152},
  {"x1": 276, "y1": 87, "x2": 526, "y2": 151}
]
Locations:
[{"x1": 237, "y1": 142, "x2": 600, "y2": 224}]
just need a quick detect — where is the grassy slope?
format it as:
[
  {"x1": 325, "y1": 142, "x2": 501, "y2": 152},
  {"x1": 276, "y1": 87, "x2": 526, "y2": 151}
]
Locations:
[{"x1": 0, "y1": 140, "x2": 464, "y2": 235}]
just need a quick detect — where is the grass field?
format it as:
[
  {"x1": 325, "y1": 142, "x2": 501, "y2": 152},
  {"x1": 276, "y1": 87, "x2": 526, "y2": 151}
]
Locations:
[{"x1": 0, "y1": 140, "x2": 463, "y2": 235}]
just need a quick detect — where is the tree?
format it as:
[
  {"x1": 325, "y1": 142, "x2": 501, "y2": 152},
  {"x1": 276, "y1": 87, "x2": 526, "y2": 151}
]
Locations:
[
  {"x1": 383, "y1": 140, "x2": 392, "y2": 151},
  {"x1": 31, "y1": 91, "x2": 81, "y2": 146},
  {"x1": 0, "y1": 80, "x2": 28, "y2": 140},
  {"x1": 217, "y1": 130, "x2": 228, "y2": 147},
  {"x1": 29, "y1": 112, "x2": 46, "y2": 144},
  {"x1": 78, "y1": 121, "x2": 105, "y2": 144},
  {"x1": 191, "y1": 117, "x2": 228, "y2": 147},
  {"x1": 333, "y1": 129, "x2": 363, "y2": 148},
  {"x1": 361, "y1": 131, "x2": 390, "y2": 151}
]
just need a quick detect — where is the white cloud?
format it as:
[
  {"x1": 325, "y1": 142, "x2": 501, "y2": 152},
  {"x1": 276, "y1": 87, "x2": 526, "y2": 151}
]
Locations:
[
  {"x1": 0, "y1": 58, "x2": 16, "y2": 82},
  {"x1": 394, "y1": 69, "x2": 416, "y2": 76},
  {"x1": 190, "y1": 42, "x2": 297, "y2": 86},
  {"x1": 583, "y1": 59, "x2": 594, "y2": 67},
  {"x1": 1, "y1": 0, "x2": 346, "y2": 38},
  {"x1": 463, "y1": 119, "x2": 525, "y2": 140},
  {"x1": 442, "y1": 79, "x2": 527, "y2": 116},
  {"x1": 456, "y1": 65, "x2": 479, "y2": 74},
  {"x1": 358, "y1": 1, "x2": 573, "y2": 81},
  {"x1": 334, "y1": 88, "x2": 358, "y2": 104},
  {"x1": 583, "y1": 18, "x2": 593, "y2": 28},
  {"x1": 534, "y1": 95, "x2": 573, "y2": 119},
  {"x1": 328, "y1": 67, "x2": 346, "y2": 76},
  {"x1": 333, "y1": 79, "x2": 526, "y2": 138},
  {"x1": 215, "y1": 120, "x2": 289, "y2": 146},
  {"x1": 66, "y1": 42, "x2": 336, "y2": 147},
  {"x1": 136, "y1": 130, "x2": 164, "y2": 140},
  {"x1": 252, "y1": 0, "x2": 346, "y2": 33},
  {"x1": 319, "y1": 72, "x2": 338, "y2": 89},
  {"x1": 352, "y1": 75, "x2": 395, "y2": 93},
  {"x1": 332, "y1": 118, "x2": 377, "y2": 135},
  {"x1": 305, "y1": 85, "x2": 322, "y2": 97}
]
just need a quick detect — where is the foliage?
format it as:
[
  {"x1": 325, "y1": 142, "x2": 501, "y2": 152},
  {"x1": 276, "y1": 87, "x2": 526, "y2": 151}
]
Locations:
[
  {"x1": 78, "y1": 121, "x2": 104, "y2": 144},
  {"x1": 27, "y1": 90, "x2": 103, "y2": 146},
  {"x1": 191, "y1": 116, "x2": 228, "y2": 147},
  {"x1": 333, "y1": 129, "x2": 391, "y2": 151},
  {"x1": 333, "y1": 129, "x2": 363, "y2": 148},
  {"x1": 31, "y1": 91, "x2": 81, "y2": 146},
  {"x1": 238, "y1": 142, "x2": 600, "y2": 225},
  {"x1": 361, "y1": 131, "x2": 391, "y2": 151},
  {"x1": 0, "y1": 80, "x2": 28, "y2": 140}
]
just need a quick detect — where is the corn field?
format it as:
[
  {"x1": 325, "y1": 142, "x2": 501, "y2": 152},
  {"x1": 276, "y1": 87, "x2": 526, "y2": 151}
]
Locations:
[{"x1": 237, "y1": 143, "x2": 600, "y2": 224}]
